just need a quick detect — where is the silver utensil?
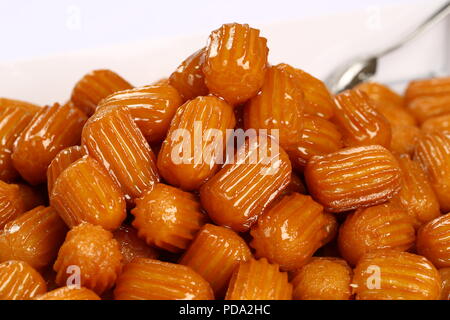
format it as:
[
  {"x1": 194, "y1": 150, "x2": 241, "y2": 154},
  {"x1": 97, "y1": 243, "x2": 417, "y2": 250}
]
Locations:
[{"x1": 325, "y1": 1, "x2": 450, "y2": 93}]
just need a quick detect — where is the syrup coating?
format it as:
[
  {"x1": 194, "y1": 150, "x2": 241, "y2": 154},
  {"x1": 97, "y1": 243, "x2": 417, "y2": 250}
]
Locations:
[
  {"x1": 115, "y1": 258, "x2": 214, "y2": 300},
  {"x1": 0, "y1": 206, "x2": 67, "y2": 270},
  {"x1": 305, "y1": 145, "x2": 402, "y2": 212},
  {"x1": 169, "y1": 48, "x2": 209, "y2": 101},
  {"x1": 203, "y1": 23, "x2": 268, "y2": 105},
  {"x1": 71, "y1": 69, "x2": 133, "y2": 116},
  {"x1": 53, "y1": 223, "x2": 122, "y2": 294},
  {"x1": 132, "y1": 183, "x2": 207, "y2": 253},
  {"x1": 225, "y1": 258, "x2": 292, "y2": 300},
  {"x1": 157, "y1": 95, "x2": 235, "y2": 191},
  {"x1": 98, "y1": 84, "x2": 182, "y2": 143},
  {"x1": 12, "y1": 103, "x2": 87, "y2": 185},
  {"x1": 353, "y1": 250, "x2": 441, "y2": 300},
  {"x1": 250, "y1": 193, "x2": 328, "y2": 271},
  {"x1": 0, "y1": 260, "x2": 46, "y2": 300},
  {"x1": 0, "y1": 102, "x2": 40, "y2": 181},
  {"x1": 179, "y1": 224, "x2": 251, "y2": 297},
  {"x1": 333, "y1": 89, "x2": 391, "y2": 148},
  {"x1": 292, "y1": 257, "x2": 352, "y2": 300},
  {"x1": 200, "y1": 134, "x2": 291, "y2": 232},
  {"x1": 50, "y1": 156, "x2": 126, "y2": 230},
  {"x1": 82, "y1": 105, "x2": 159, "y2": 201}
]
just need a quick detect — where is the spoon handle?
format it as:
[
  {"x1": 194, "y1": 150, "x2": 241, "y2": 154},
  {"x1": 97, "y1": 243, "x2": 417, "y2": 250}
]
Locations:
[{"x1": 377, "y1": 0, "x2": 450, "y2": 57}]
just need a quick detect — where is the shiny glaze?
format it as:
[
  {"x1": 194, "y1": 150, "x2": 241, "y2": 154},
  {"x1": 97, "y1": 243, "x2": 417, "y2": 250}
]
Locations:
[
  {"x1": 225, "y1": 258, "x2": 292, "y2": 300},
  {"x1": 200, "y1": 135, "x2": 291, "y2": 232},
  {"x1": 353, "y1": 250, "x2": 441, "y2": 300},
  {"x1": 47, "y1": 145, "x2": 86, "y2": 194},
  {"x1": 439, "y1": 268, "x2": 450, "y2": 300},
  {"x1": 203, "y1": 23, "x2": 268, "y2": 105},
  {"x1": 414, "y1": 131, "x2": 450, "y2": 212},
  {"x1": 36, "y1": 286, "x2": 101, "y2": 300},
  {"x1": 405, "y1": 76, "x2": 450, "y2": 123},
  {"x1": 417, "y1": 213, "x2": 450, "y2": 268},
  {"x1": 0, "y1": 260, "x2": 46, "y2": 300},
  {"x1": 71, "y1": 69, "x2": 132, "y2": 116},
  {"x1": 287, "y1": 115, "x2": 343, "y2": 171},
  {"x1": 50, "y1": 156, "x2": 126, "y2": 230},
  {"x1": 157, "y1": 96, "x2": 235, "y2": 191},
  {"x1": 179, "y1": 224, "x2": 251, "y2": 298},
  {"x1": 305, "y1": 145, "x2": 402, "y2": 212},
  {"x1": 355, "y1": 82, "x2": 420, "y2": 154},
  {"x1": 250, "y1": 193, "x2": 327, "y2": 271},
  {"x1": 0, "y1": 206, "x2": 67, "y2": 270},
  {"x1": 292, "y1": 257, "x2": 352, "y2": 300},
  {"x1": 169, "y1": 48, "x2": 209, "y2": 101},
  {"x1": 53, "y1": 223, "x2": 122, "y2": 294},
  {"x1": 333, "y1": 89, "x2": 391, "y2": 148},
  {"x1": 115, "y1": 258, "x2": 213, "y2": 300},
  {"x1": 132, "y1": 183, "x2": 207, "y2": 253},
  {"x1": 82, "y1": 105, "x2": 159, "y2": 202},
  {"x1": 113, "y1": 225, "x2": 159, "y2": 265},
  {"x1": 0, "y1": 181, "x2": 43, "y2": 229},
  {"x1": 11, "y1": 103, "x2": 87, "y2": 185},
  {"x1": 393, "y1": 154, "x2": 441, "y2": 228},
  {"x1": 422, "y1": 113, "x2": 450, "y2": 133},
  {"x1": 279, "y1": 64, "x2": 335, "y2": 119},
  {"x1": 0, "y1": 103, "x2": 40, "y2": 181},
  {"x1": 244, "y1": 64, "x2": 304, "y2": 151},
  {"x1": 337, "y1": 203, "x2": 416, "y2": 266},
  {"x1": 98, "y1": 84, "x2": 182, "y2": 143}
]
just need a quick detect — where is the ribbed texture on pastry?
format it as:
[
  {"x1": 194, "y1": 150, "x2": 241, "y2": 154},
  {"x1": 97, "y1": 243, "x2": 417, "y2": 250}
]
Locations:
[
  {"x1": 394, "y1": 154, "x2": 440, "y2": 228},
  {"x1": 71, "y1": 69, "x2": 132, "y2": 116},
  {"x1": 50, "y1": 156, "x2": 126, "y2": 230},
  {"x1": 278, "y1": 63, "x2": 335, "y2": 119},
  {"x1": 0, "y1": 104, "x2": 39, "y2": 181},
  {"x1": 250, "y1": 193, "x2": 327, "y2": 271},
  {"x1": 405, "y1": 76, "x2": 450, "y2": 123},
  {"x1": 12, "y1": 103, "x2": 87, "y2": 185},
  {"x1": 305, "y1": 145, "x2": 402, "y2": 212},
  {"x1": 53, "y1": 223, "x2": 122, "y2": 294},
  {"x1": 225, "y1": 258, "x2": 292, "y2": 300},
  {"x1": 338, "y1": 203, "x2": 416, "y2": 266},
  {"x1": 36, "y1": 286, "x2": 100, "y2": 300},
  {"x1": 0, "y1": 260, "x2": 46, "y2": 300},
  {"x1": 47, "y1": 145, "x2": 85, "y2": 194},
  {"x1": 287, "y1": 115, "x2": 343, "y2": 170},
  {"x1": 200, "y1": 135, "x2": 291, "y2": 232},
  {"x1": 114, "y1": 258, "x2": 214, "y2": 300},
  {"x1": 179, "y1": 224, "x2": 251, "y2": 298},
  {"x1": 99, "y1": 84, "x2": 182, "y2": 143},
  {"x1": 82, "y1": 105, "x2": 159, "y2": 202},
  {"x1": 244, "y1": 64, "x2": 304, "y2": 151},
  {"x1": 132, "y1": 183, "x2": 207, "y2": 253},
  {"x1": 0, "y1": 206, "x2": 67, "y2": 270},
  {"x1": 203, "y1": 23, "x2": 268, "y2": 105},
  {"x1": 417, "y1": 213, "x2": 450, "y2": 268},
  {"x1": 333, "y1": 89, "x2": 391, "y2": 148},
  {"x1": 353, "y1": 250, "x2": 441, "y2": 300},
  {"x1": 414, "y1": 131, "x2": 450, "y2": 212},
  {"x1": 157, "y1": 95, "x2": 235, "y2": 191},
  {"x1": 169, "y1": 48, "x2": 209, "y2": 101}
]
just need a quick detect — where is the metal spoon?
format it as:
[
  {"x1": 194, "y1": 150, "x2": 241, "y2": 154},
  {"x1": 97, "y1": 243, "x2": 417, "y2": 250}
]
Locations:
[{"x1": 325, "y1": 1, "x2": 450, "y2": 93}]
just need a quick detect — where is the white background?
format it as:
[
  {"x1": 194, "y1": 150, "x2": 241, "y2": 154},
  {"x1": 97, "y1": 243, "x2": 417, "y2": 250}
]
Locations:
[
  {"x1": 0, "y1": 0, "x2": 448, "y2": 104},
  {"x1": 0, "y1": 0, "x2": 415, "y2": 61}
]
